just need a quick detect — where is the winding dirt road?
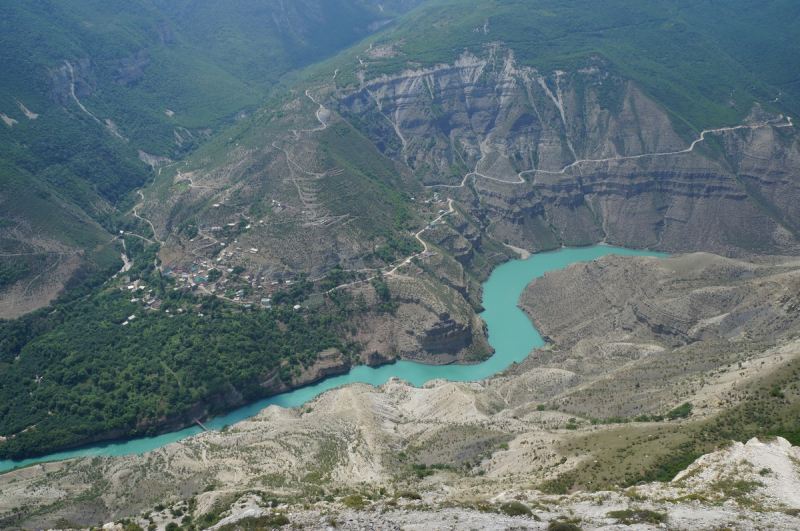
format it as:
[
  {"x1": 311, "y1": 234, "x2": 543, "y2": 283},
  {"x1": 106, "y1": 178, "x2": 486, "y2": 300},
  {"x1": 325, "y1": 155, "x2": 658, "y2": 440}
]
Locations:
[
  {"x1": 131, "y1": 191, "x2": 162, "y2": 245},
  {"x1": 327, "y1": 199, "x2": 455, "y2": 293},
  {"x1": 429, "y1": 116, "x2": 795, "y2": 189}
]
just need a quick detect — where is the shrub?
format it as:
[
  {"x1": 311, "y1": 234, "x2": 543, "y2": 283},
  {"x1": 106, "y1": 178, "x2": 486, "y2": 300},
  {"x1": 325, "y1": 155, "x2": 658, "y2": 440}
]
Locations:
[
  {"x1": 667, "y1": 402, "x2": 693, "y2": 420},
  {"x1": 547, "y1": 521, "x2": 582, "y2": 531},
  {"x1": 217, "y1": 514, "x2": 290, "y2": 530},
  {"x1": 499, "y1": 501, "x2": 532, "y2": 516},
  {"x1": 412, "y1": 463, "x2": 435, "y2": 479},
  {"x1": 339, "y1": 494, "x2": 366, "y2": 509},
  {"x1": 607, "y1": 509, "x2": 667, "y2": 525},
  {"x1": 770, "y1": 387, "x2": 785, "y2": 399}
]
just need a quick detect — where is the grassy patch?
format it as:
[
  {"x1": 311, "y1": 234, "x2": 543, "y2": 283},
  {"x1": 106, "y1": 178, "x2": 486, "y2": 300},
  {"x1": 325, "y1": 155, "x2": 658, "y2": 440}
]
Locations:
[
  {"x1": 339, "y1": 494, "x2": 367, "y2": 509},
  {"x1": 499, "y1": 501, "x2": 532, "y2": 516},
  {"x1": 216, "y1": 514, "x2": 290, "y2": 531},
  {"x1": 547, "y1": 520, "x2": 583, "y2": 531},
  {"x1": 607, "y1": 509, "x2": 667, "y2": 525}
]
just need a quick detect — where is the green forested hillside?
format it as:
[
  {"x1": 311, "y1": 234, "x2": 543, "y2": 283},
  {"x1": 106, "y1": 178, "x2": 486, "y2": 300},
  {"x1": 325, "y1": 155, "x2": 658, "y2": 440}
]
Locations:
[
  {"x1": 0, "y1": 0, "x2": 423, "y2": 158},
  {"x1": 159, "y1": 0, "x2": 423, "y2": 89},
  {"x1": 0, "y1": 239, "x2": 355, "y2": 459}
]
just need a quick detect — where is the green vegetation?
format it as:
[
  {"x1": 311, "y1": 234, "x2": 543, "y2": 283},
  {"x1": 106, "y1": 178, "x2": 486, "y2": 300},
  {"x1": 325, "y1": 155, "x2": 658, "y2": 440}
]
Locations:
[
  {"x1": 316, "y1": 121, "x2": 424, "y2": 237},
  {"x1": 365, "y1": 235, "x2": 424, "y2": 267},
  {"x1": 317, "y1": 264, "x2": 358, "y2": 293},
  {"x1": 771, "y1": 386, "x2": 786, "y2": 399},
  {"x1": 607, "y1": 509, "x2": 667, "y2": 525},
  {"x1": 371, "y1": 273, "x2": 399, "y2": 314},
  {"x1": 0, "y1": 162, "x2": 121, "y2": 288},
  {"x1": 0, "y1": 262, "x2": 27, "y2": 290},
  {"x1": 339, "y1": 494, "x2": 367, "y2": 509},
  {"x1": 354, "y1": 0, "x2": 799, "y2": 132},
  {"x1": 499, "y1": 501, "x2": 532, "y2": 516},
  {"x1": 547, "y1": 520, "x2": 582, "y2": 531},
  {"x1": 666, "y1": 402, "x2": 693, "y2": 420},
  {"x1": 0, "y1": 0, "x2": 418, "y2": 158},
  {"x1": 271, "y1": 275, "x2": 314, "y2": 307},
  {"x1": 410, "y1": 462, "x2": 452, "y2": 479},
  {"x1": 712, "y1": 479, "x2": 763, "y2": 505},
  {"x1": 540, "y1": 472, "x2": 578, "y2": 495},
  {"x1": 0, "y1": 242, "x2": 359, "y2": 460},
  {"x1": 394, "y1": 491, "x2": 422, "y2": 500},
  {"x1": 217, "y1": 514, "x2": 290, "y2": 531},
  {"x1": 207, "y1": 269, "x2": 223, "y2": 283}
]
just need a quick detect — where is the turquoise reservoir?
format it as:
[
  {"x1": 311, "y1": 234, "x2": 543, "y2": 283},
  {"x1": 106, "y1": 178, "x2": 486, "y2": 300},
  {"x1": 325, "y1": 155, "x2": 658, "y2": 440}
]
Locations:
[{"x1": 0, "y1": 245, "x2": 664, "y2": 472}]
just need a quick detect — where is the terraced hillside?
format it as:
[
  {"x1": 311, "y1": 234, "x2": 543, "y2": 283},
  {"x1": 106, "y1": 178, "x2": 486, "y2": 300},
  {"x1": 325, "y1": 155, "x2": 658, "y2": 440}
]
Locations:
[{"x1": 0, "y1": 0, "x2": 424, "y2": 313}]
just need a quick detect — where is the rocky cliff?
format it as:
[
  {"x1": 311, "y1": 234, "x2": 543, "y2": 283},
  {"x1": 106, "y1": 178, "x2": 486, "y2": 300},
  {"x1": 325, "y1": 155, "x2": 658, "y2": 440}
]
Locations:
[
  {"x1": 337, "y1": 49, "x2": 800, "y2": 256},
  {"x1": 135, "y1": 43, "x2": 800, "y2": 370},
  {"x1": 350, "y1": 274, "x2": 492, "y2": 365},
  {"x1": 521, "y1": 253, "x2": 800, "y2": 351}
]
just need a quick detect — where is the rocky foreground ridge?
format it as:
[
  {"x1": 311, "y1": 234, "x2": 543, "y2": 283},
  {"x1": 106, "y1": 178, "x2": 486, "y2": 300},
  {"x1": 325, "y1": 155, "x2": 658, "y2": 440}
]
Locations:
[
  {"x1": 4, "y1": 253, "x2": 800, "y2": 530},
  {"x1": 171, "y1": 437, "x2": 800, "y2": 530}
]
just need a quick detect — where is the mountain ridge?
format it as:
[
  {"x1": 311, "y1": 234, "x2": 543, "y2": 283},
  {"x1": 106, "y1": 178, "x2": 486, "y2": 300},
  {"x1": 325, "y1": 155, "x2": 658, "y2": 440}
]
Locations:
[{"x1": 3, "y1": 4, "x2": 800, "y2": 527}]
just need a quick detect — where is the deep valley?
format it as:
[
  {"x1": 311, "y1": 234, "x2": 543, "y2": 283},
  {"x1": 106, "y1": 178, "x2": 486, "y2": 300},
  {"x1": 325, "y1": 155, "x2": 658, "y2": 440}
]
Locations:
[{"x1": 2, "y1": 1, "x2": 800, "y2": 529}]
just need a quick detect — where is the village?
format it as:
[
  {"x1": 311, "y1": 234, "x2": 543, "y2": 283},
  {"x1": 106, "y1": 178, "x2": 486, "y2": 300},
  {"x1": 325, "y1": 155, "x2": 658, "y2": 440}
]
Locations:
[
  {"x1": 117, "y1": 257, "x2": 300, "y2": 319},
  {"x1": 116, "y1": 191, "x2": 452, "y2": 322}
]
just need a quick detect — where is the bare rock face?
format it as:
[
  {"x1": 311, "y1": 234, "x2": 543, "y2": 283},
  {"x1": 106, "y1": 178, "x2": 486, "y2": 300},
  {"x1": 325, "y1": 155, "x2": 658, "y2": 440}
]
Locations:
[
  {"x1": 114, "y1": 50, "x2": 150, "y2": 86},
  {"x1": 293, "y1": 348, "x2": 350, "y2": 385},
  {"x1": 337, "y1": 49, "x2": 800, "y2": 256},
  {"x1": 49, "y1": 58, "x2": 96, "y2": 105},
  {"x1": 520, "y1": 253, "x2": 800, "y2": 351},
  {"x1": 352, "y1": 275, "x2": 491, "y2": 365},
  {"x1": 259, "y1": 349, "x2": 350, "y2": 396}
]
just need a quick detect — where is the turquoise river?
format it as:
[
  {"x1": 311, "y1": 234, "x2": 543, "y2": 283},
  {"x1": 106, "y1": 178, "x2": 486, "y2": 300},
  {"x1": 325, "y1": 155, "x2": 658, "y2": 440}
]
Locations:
[{"x1": 0, "y1": 245, "x2": 665, "y2": 473}]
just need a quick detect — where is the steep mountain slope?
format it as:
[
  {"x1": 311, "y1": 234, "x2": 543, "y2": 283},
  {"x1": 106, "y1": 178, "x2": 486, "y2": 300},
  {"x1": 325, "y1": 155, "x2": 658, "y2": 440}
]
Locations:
[
  {"x1": 0, "y1": 0, "x2": 424, "y2": 314},
  {"x1": 159, "y1": 0, "x2": 424, "y2": 89},
  {"x1": 335, "y1": 0, "x2": 800, "y2": 128},
  {"x1": 147, "y1": 0, "x2": 800, "y2": 285},
  {"x1": 136, "y1": 0, "x2": 800, "y2": 359},
  {"x1": 325, "y1": 0, "x2": 800, "y2": 255},
  {"x1": 0, "y1": 0, "x2": 424, "y2": 158},
  {"x1": 336, "y1": 50, "x2": 799, "y2": 254},
  {"x1": 0, "y1": 163, "x2": 117, "y2": 318}
]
